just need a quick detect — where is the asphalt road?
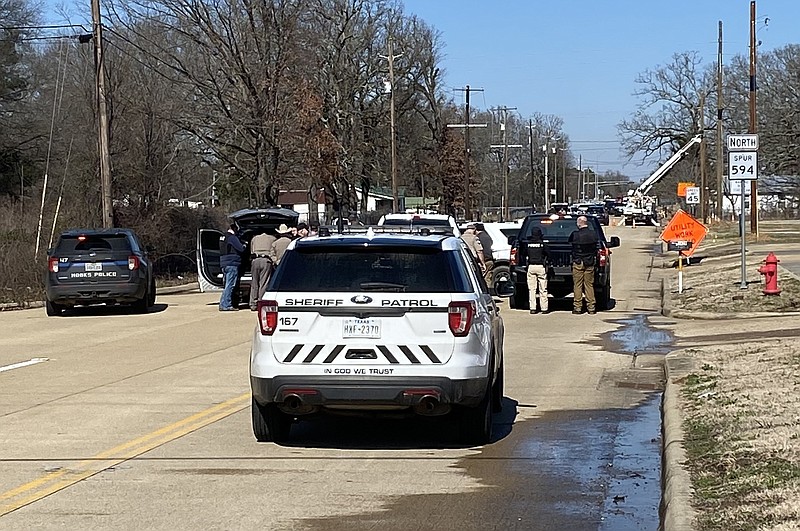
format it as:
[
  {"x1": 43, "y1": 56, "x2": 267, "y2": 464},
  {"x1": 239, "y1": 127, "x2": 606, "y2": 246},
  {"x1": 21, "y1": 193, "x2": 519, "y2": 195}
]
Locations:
[{"x1": 0, "y1": 223, "x2": 668, "y2": 530}]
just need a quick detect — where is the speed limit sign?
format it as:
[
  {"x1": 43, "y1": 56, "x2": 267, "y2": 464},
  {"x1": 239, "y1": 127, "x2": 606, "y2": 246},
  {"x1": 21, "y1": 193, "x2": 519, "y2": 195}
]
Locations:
[
  {"x1": 728, "y1": 151, "x2": 758, "y2": 180},
  {"x1": 685, "y1": 186, "x2": 700, "y2": 204}
]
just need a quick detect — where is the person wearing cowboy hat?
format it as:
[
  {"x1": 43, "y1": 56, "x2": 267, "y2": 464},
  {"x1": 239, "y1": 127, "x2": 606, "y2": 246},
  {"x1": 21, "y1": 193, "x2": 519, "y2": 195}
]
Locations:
[{"x1": 271, "y1": 224, "x2": 293, "y2": 265}]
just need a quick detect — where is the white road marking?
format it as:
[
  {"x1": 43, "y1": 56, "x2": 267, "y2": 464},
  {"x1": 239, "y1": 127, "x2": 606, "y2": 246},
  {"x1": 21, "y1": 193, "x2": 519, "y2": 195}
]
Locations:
[{"x1": 0, "y1": 358, "x2": 50, "y2": 373}]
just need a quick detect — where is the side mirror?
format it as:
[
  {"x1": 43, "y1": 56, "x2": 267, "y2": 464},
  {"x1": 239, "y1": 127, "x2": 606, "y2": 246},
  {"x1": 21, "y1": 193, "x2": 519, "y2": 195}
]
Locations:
[
  {"x1": 493, "y1": 280, "x2": 515, "y2": 298},
  {"x1": 608, "y1": 236, "x2": 620, "y2": 248},
  {"x1": 507, "y1": 235, "x2": 517, "y2": 246}
]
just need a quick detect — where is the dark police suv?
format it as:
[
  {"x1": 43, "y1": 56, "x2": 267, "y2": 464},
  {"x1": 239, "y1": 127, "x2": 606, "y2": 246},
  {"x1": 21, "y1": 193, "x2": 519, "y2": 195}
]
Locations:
[{"x1": 45, "y1": 229, "x2": 155, "y2": 316}]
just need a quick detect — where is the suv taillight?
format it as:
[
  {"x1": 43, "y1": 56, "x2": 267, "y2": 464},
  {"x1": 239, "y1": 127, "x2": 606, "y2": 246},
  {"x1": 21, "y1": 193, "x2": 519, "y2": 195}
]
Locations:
[
  {"x1": 48, "y1": 257, "x2": 59, "y2": 273},
  {"x1": 510, "y1": 247, "x2": 517, "y2": 266},
  {"x1": 448, "y1": 301, "x2": 475, "y2": 337},
  {"x1": 128, "y1": 256, "x2": 140, "y2": 271},
  {"x1": 598, "y1": 247, "x2": 609, "y2": 267},
  {"x1": 258, "y1": 300, "x2": 279, "y2": 335}
]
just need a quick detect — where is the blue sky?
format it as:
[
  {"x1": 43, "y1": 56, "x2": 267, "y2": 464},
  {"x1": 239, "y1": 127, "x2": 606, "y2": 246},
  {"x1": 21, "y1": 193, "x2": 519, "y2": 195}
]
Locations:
[{"x1": 401, "y1": 0, "x2": 799, "y2": 181}]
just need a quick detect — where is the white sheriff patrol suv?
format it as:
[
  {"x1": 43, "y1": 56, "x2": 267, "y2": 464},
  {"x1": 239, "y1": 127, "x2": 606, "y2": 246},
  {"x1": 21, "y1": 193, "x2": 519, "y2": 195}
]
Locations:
[{"x1": 250, "y1": 226, "x2": 514, "y2": 444}]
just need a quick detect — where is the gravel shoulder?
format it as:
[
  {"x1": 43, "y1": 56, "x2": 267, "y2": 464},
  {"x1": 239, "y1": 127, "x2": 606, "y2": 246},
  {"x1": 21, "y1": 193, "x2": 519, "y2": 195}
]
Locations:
[{"x1": 660, "y1": 221, "x2": 800, "y2": 531}]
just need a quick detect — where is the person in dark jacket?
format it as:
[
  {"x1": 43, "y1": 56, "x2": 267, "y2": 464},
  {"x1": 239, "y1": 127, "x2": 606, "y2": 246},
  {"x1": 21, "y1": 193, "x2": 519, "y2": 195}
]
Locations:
[
  {"x1": 219, "y1": 223, "x2": 244, "y2": 311},
  {"x1": 526, "y1": 226, "x2": 549, "y2": 314},
  {"x1": 568, "y1": 215, "x2": 599, "y2": 314}
]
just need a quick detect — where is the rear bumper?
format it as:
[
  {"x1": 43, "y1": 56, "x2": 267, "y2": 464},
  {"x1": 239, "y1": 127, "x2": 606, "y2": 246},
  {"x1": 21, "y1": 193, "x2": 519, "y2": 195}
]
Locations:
[
  {"x1": 46, "y1": 277, "x2": 147, "y2": 305},
  {"x1": 251, "y1": 375, "x2": 488, "y2": 409}
]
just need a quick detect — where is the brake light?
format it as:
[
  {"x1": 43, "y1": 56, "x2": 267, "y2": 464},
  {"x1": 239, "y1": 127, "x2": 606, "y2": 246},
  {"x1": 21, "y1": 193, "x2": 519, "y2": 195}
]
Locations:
[
  {"x1": 48, "y1": 257, "x2": 59, "y2": 273},
  {"x1": 598, "y1": 247, "x2": 610, "y2": 267},
  {"x1": 510, "y1": 247, "x2": 517, "y2": 266},
  {"x1": 448, "y1": 301, "x2": 475, "y2": 337},
  {"x1": 128, "y1": 256, "x2": 139, "y2": 271},
  {"x1": 258, "y1": 300, "x2": 279, "y2": 335}
]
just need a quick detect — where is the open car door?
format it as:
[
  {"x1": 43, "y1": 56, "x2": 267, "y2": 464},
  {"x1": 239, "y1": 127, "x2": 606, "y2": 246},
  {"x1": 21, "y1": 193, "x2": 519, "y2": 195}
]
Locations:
[{"x1": 196, "y1": 228, "x2": 224, "y2": 292}]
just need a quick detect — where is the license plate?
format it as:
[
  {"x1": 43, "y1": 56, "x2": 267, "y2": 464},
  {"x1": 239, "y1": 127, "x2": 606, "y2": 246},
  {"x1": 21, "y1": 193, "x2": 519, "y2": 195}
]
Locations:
[
  {"x1": 342, "y1": 319, "x2": 381, "y2": 339},
  {"x1": 84, "y1": 263, "x2": 102, "y2": 271}
]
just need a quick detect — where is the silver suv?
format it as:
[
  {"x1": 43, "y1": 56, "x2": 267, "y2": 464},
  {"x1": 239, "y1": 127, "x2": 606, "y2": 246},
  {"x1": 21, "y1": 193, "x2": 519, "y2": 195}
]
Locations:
[{"x1": 249, "y1": 226, "x2": 513, "y2": 444}]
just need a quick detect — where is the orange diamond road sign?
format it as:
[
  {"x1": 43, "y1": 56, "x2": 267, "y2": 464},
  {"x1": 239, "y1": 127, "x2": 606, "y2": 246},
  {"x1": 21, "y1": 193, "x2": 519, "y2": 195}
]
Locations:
[{"x1": 659, "y1": 209, "x2": 708, "y2": 257}]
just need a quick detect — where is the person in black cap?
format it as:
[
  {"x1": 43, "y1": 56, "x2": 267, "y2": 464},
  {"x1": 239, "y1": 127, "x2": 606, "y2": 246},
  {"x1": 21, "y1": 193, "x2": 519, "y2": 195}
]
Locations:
[{"x1": 526, "y1": 226, "x2": 549, "y2": 314}]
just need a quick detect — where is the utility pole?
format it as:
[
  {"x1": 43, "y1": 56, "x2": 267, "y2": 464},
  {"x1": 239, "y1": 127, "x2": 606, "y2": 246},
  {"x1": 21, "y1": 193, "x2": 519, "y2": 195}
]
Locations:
[
  {"x1": 489, "y1": 107, "x2": 520, "y2": 221},
  {"x1": 552, "y1": 146, "x2": 558, "y2": 202},
  {"x1": 716, "y1": 20, "x2": 724, "y2": 221},
  {"x1": 543, "y1": 145, "x2": 549, "y2": 212},
  {"x1": 748, "y1": 1, "x2": 758, "y2": 235},
  {"x1": 577, "y1": 155, "x2": 582, "y2": 201},
  {"x1": 699, "y1": 92, "x2": 708, "y2": 222},
  {"x1": 449, "y1": 86, "x2": 485, "y2": 220},
  {"x1": 562, "y1": 151, "x2": 567, "y2": 203},
  {"x1": 528, "y1": 120, "x2": 536, "y2": 211},
  {"x1": 92, "y1": 0, "x2": 113, "y2": 228},
  {"x1": 380, "y1": 39, "x2": 402, "y2": 213}
]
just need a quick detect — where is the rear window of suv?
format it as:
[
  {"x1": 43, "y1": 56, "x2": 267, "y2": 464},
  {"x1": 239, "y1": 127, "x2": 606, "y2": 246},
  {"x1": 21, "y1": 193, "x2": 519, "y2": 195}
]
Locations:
[
  {"x1": 520, "y1": 216, "x2": 603, "y2": 241},
  {"x1": 269, "y1": 245, "x2": 471, "y2": 293},
  {"x1": 55, "y1": 234, "x2": 131, "y2": 254}
]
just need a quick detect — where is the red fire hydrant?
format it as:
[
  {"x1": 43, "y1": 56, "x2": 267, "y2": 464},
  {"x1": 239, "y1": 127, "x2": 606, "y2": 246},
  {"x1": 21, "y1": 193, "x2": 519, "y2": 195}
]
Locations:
[{"x1": 757, "y1": 252, "x2": 781, "y2": 295}]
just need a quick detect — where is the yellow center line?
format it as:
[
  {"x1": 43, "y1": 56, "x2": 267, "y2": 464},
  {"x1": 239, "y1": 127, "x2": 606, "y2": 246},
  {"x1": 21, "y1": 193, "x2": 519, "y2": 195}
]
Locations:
[{"x1": 0, "y1": 392, "x2": 250, "y2": 516}]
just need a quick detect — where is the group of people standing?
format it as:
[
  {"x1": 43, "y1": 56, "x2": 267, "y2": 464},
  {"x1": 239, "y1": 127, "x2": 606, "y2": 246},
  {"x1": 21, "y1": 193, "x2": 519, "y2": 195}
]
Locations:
[
  {"x1": 218, "y1": 222, "x2": 312, "y2": 312},
  {"x1": 462, "y1": 216, "x2": 599, "y2": 315},
  {"x1": 524, "y1": 215, "x2": 599, "y2": 315}
]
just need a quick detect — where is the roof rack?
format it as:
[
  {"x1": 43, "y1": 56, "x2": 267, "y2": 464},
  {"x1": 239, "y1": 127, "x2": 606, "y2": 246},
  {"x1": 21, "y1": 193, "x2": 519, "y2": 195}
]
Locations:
[{"x1": 317, "y1": 225, "x2": 456, "y2": 237}]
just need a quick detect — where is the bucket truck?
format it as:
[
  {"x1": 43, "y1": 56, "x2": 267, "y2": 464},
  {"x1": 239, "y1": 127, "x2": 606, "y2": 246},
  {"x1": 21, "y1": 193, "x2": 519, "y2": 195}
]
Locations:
[{"x1": 622, "y1": 134, "x2": 703, "y2": 226}]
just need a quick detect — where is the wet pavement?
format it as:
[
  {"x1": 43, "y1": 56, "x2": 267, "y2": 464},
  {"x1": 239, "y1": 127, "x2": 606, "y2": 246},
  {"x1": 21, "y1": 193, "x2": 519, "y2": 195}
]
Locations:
[{"x1": 302, "y1": 314, "x2": 673, "y2": 531}]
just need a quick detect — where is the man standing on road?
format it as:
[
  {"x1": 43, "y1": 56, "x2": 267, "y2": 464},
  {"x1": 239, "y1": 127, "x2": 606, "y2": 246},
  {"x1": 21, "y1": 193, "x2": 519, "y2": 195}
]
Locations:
[
  {"x1": 475, "y1": 223, "x2": 494, "y2": 287},
  {"x1": 249, "y1": 230, "x2": 277, "y2": 311},
  {"x1": 569, "y1": 215, "x2": 598, "y2": 314},
  {"x1": 219, "y1": 223, "x2": 244, "y2": 311},
  {"x1": 526, "y1": 226, "x2": 549, "y2": 314}
]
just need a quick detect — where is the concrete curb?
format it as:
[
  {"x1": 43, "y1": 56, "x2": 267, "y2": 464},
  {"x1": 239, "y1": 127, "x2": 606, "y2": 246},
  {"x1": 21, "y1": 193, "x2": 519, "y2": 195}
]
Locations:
[
  {"x1": 660, "y1": 276, "x2": 697, "y2": 530},
  {"x1": 661, "y1": 353, "x2": 697, "y2": 531}
]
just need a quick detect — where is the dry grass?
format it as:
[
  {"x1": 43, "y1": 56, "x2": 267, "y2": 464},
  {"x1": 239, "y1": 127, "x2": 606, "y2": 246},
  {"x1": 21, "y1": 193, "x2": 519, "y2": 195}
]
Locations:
[
  {"x1": 668, "y1": 229, "x2": 800, "y2": 529},
  {"x1": 681, "y1": 341, "x2": 800, "y2": 530}
]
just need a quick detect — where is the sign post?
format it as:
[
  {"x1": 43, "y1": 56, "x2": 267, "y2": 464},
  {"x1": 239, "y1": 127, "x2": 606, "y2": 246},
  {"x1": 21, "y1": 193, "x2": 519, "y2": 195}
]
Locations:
[
  {"x1": 660, "y1": 210, "x2": 708, "y2": 294},
  {"x1": 727, "y1": 133, "x2": 759, "y2": 289}
]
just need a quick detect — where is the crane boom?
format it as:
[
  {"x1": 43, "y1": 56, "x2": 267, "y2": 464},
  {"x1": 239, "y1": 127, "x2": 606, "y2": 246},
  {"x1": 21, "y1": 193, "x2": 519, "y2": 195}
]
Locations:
[
  {"x1": 622, "y1": 134, "x2": 703, "y2": 226},
  {"x1": 636, "y1": 134, "x2": 703, "y2": 196}
]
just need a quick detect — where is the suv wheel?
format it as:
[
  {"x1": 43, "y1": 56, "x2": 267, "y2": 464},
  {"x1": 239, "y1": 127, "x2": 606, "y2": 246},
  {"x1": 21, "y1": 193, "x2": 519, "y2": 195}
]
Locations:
[
  {"x1": 45, "y1": 299, "x2": 63, "y2": 317},
  {"x1": 492, "y1": 361, "x2": 504, "y2": 413},
  {"x1": 459, "y1": 386, "x2": 493, "y2": 445},
  {"x1": 595, "y1": 284, "x2": 611, "y2": 311},
  {"x1": 510, "y1": 289, "x2": 528, "y2": 311},
  {"x1": 252, "y1": 398, "x2": 292, "y2": 443},
  {"x1": 147, "y1": 277, "x2": 156, "y2": 307},
  {"x1": 491, "y1": 265, "x2": 510, "y2": 285},
  {"x1": 132, "y1": 294, "x2": 149, "y2": 314}
]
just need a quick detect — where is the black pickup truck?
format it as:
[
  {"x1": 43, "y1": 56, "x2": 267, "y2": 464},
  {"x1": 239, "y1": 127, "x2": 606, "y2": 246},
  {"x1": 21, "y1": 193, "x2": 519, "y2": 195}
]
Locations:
[{"x1": 508, "y1": 214, "x2": 620, "y2": 311}]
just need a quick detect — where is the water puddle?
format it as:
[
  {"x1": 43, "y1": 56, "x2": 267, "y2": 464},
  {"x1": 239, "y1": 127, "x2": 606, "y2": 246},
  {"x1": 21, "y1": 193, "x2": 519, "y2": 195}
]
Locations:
[{"x1": 601, "y1": 314, "x2": 674, "y2": 356}]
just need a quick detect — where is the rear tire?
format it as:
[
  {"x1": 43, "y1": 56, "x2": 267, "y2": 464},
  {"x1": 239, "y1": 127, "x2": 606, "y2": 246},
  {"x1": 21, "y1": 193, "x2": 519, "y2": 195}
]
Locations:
[
  {"x1": 132, "y1": 293, "x2": 149, "y2": 313},
  {"x1": 595, "y1": 284, "x2": 611, "y2": 311},
  {"x1": 45, "y1": 299, "x2": 63, "y2": 317},
  {"x1": 147, "y1": 277, "x2": 156, "y2": 307},
  {"x1": 252, "y1": 398, "x2": 292, "y2": 443},
  {"x1": 459, "y1": 386, "x2": 493, "y2": 445},
  {"x1": 492, "y1": 361, "x2": 504, "y2": 413},
  {"x1": 510, "y1": 288, "x2": 528, "y2": 311},
  {"x1": 491, "y1": 265, "x2": 510, "y2": 286}
]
